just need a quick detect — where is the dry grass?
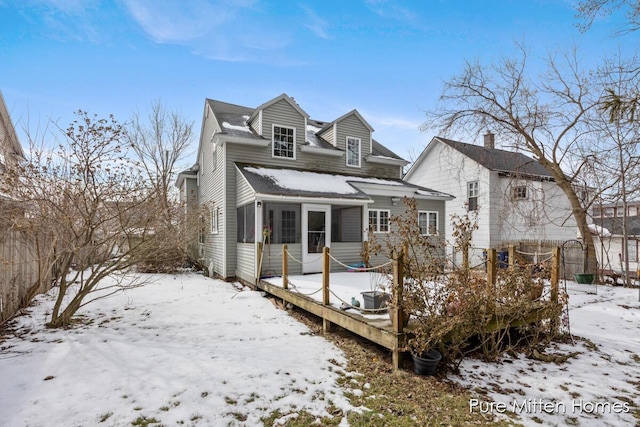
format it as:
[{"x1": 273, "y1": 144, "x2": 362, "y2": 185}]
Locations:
[{"x1": 287, "y1": 306, "x2": 520, "y2": 427}]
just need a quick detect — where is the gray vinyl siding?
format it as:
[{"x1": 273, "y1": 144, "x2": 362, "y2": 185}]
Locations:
[
  {"x1": 336, "y1": 114, "x2": 371, "y2": 156},
  {"x1": 197, "y1": 116, "x2": 226, "y2": 278},
  {"x1": 236, "y1": 243, "x2": 255, "y2": 283},
  {"x1": 318, "y1": 124, "x2": 335, "y2": 146},
  {"x1": 259, "y1": 243, "x2": 303, "y2": 277},
  {"x1": 224, "y1": 134, "x2": 399, "y2": 179},
  {"x1": 262, "y1": 99, "x2": 306, "y2": 151},
  {"x1": 366, "y1": 196, "x2": 447, "y2": 266},
  {"x1": 249, "y1": 111, "x2": 261, "y2": 135},
  {"x1": 329, "y1": 242, "x2": 366, "y2": 271},
  {"x1": 236, "y1": 168, "x2": 255, "y2": 206}
]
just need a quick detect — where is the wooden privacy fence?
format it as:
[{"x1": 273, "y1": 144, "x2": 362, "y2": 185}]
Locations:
[
  {"x1": 503, "y1": 240, "x2": 586, "y2": 279},
  {"x1": 0, "y1": 228, "x2": 51, "y2": 324}
]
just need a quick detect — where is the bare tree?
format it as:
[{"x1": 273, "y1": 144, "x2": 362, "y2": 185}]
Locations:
[
  {"x1": 1, "y1": 111, "x2": 196, "y2": 328},
  {"x1": 126, "y1": 101, "x2": 193, "y2": 222},
  {"x1": 591, "y1": 56, "x2": 640, "y2": 284},
  {"x1": 576, "y1": 0, "x2": 640, "y2": 33},
  {"x1": 422, "y1": 45, "x2": 600, "y2": 274}
]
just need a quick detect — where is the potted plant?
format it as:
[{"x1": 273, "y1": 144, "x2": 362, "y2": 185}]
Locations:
[
  {"x1": 360, "y1": 270, "x2": 390, "y2": 310},
  {"x1": 574, "y1": 273, "x2": 595, "y2": 284}
]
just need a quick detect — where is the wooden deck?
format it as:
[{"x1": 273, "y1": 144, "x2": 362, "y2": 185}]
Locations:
[
  {"x1": 256, "y1": 246, "x2": 562, "y2": 371},
  {"x1": 256, "y1": 279, "x2": 409, "y2": 369}
]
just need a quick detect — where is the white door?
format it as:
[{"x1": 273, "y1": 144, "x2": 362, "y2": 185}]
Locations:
[{"x1": 302, "y1": 204, "x2": 331, "y2": 273}]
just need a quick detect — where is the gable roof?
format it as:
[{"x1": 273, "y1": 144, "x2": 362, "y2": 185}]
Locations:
[
  {"x1": 203, "y1": 96, "x2": 406, "y2": 163},
  {"x1": 437, "y1": 137, "x2": 553, "y2": 179},
  {"x1": 207, "y1": 99, "x2": 263, "y2": 141},
  {"x1": 248, "y1": 93, "x2": 309, "y2": 125},
  {"x1": 405, "y1": 136, "x2": 553, "y2": 181},
  {"x1": 0, "y1": 90, "x2": 24, "y2": 164},
  {"x1": 318, "y1": 109, "x2": 374, "y2": 135}
]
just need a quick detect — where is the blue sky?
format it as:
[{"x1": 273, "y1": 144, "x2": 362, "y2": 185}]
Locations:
[{"x1": 0, "y1": 0, "x2": 632, "y2": 166}]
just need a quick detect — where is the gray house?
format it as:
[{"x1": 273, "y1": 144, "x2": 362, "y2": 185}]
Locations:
[{"x1": 177, "y1": 94, "x2": 453, "y2": 284}]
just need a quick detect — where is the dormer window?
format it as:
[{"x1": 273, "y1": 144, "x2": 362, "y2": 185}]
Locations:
[
  {"x1": 273, "y1": 125, "x2": 295, "y2": 159},
  {"x1": 346, "y1": 136, "x2": 361, "y2": 167}
]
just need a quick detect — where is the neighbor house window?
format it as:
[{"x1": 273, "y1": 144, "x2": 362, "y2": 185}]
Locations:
[
  {"x1": 512, "y1": 185, "x2": 527, "y2": 200},
  {"x1": 418, "y1": 211, "x2": 438, "y2": 235},
  {"x1": 273, "y1": 125, "x2": 295, "y2": 159},
  {"x1": 212, "y1": 143, "x2": 217, "y2": 171},
  {"x1": 346, "y1": 137, "x2": 361, "y2": 167},
  {"x1": 236, "y1": 203, "x2": 255, "y2": 243},
  {"x1": 467, "y1": 181, "x2": 478, "y2": 211},
  {"x1": 368, "y1": 209, "x2": 390, "y2": 233},
  {"x1": 627, "y1": 240, "x2": 638, "y2": 262}
]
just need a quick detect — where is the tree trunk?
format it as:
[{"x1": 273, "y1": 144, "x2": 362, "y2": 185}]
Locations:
[{"x1": 560, "y1": 180, "x2": 598, "y2": 275}]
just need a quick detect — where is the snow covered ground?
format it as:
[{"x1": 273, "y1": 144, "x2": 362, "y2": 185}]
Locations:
[
  {"x1": 1, "y1": 271, "x2": 639, "y2": 426},
  {"x1": 0, "y1": 272, "x2": 357, "y2": 427},
  {"x1": 455, "y1": 282, "x2": 640, "y2": 427}
]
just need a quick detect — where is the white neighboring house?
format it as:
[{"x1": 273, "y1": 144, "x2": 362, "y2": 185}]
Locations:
[
  {"x1": 590, "y1": 202, "x2": 640, "y2": 279},
  {"x1": 0, "y1": 90, "x2": 24, "y2": 176},
  {"x1": 404, "y1": 134, "x2": 578, "y2": 267}
]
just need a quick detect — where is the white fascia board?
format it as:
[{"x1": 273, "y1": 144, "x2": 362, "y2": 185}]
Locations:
[
  {"x1": 213, "y1": 133, "x2": 270, "y2": 147},
  {"x1": 352, "y1": 182, "x2": 454, "y2": 201},
  {"x1": 299, "y1": 145, "x2": 344, "y2": 157},
  {"x1": 255, "y1": 193, "x2": 373, "y2": 205},
  {"x1": 365, "y1": 155, "x2": 409, "y2": 167}
]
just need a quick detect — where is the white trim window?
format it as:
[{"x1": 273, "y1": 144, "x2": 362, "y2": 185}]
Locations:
[
  {"x1": 512, "y1": 185, "x2": 527, "y2": 200},
  {"x1": 418, "y1": 211, "x2": 438, "y2": 235},
  {"x1": 273, "y1": 125, "x2": 296, "y2": 159},
  {"x1": 467, "y1": 181, "x2": 478, "y2": 211},
  {"x1": 368, "y1": 209, "x2": 390, "y2": 233},
  {"x1": 346, "y1": 136, "x2": 361, "y2": 167},
  {"x1": 211, "y1": 206, "x2": 220, "y2": 234},
  {"x1": 212, "y1": 142, "x2": 217, "y2": 171}
]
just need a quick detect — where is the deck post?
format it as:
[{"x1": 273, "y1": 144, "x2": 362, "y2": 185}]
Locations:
[
  {"x1": 487, "y1": 248, "x2": 497, "y2": 286},
  {"x1": 551, "y1": 246, "x2": 560, "y2": 303},
  {"x1": 322, "y1": 246, "x2": 332, "y2": 333},
  {"x1": 509, "y1": 245, "x2": 516, "y2": 268},
  {"x1": 282, "y1": 244, "x2": 288, "y2": 290},
  {"x1": 391, "y1": 248, "x2": 405, "y2": 371},
  {"x1": 550, "y1": 246, "x2": 561, "y2": 332},
  {"x1": 362, "y1": 241, "x2": 370, "y2": 267},
  {"x1": 257, "y1": 242, "x2": 263, "y2": 285}
]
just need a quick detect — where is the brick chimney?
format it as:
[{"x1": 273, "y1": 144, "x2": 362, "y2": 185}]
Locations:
[{"x1": 484, "y1": 132, "x2": 495, "y2": 149}]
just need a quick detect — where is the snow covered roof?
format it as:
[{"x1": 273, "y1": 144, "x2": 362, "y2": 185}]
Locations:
[
  {"x1": 236, "y1": 164, "x2": 453, "y2": 201},
  {"x1": 205, "y1": 98, "x2": 406, "y2": 163},
  {"x1": 436, "y1": 137, "x2": 554, "y2": 179},
  {"x1": 591, "y1": 217, "x2": 640, "y2": 236},
  {"x1": 589, "y1": 223, "x2": 612, "y2": 237}
]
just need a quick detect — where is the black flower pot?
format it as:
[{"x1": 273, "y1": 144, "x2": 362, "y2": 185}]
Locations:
[
  {"x1": 574, "y1": 273, "x2": 595, "y2": 284},
  {"x1": 411, "y1": 349, "x2": 442, "y2": 376}
]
